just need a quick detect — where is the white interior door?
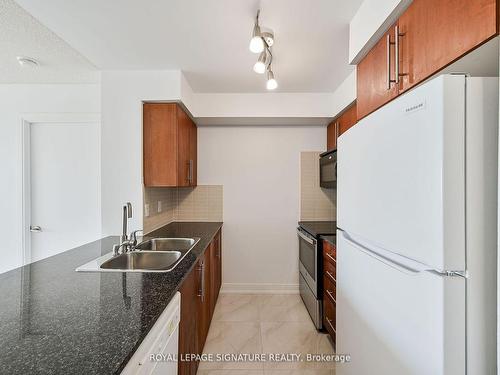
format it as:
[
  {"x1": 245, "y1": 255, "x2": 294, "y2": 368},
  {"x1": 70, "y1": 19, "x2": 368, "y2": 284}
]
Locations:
[
  {"x1": 336, "y1": 230, "x2": 466, "y2": 375},
  {"x1": 28, "y1": 121, "x2": 100, "y2": 263}
]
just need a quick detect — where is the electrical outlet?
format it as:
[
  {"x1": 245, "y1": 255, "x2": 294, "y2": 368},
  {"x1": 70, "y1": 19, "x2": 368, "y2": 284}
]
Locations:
[
  {"x1": 157, "y1": 200, "x2": 162, "y2": 213},
  {"x1": 144, "y1": 203, "x2": 150, "y2": 217}
]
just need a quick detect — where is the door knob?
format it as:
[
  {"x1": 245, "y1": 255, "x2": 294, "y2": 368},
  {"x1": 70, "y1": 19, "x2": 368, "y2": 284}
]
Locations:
[{"x1": 30, "y1": 225, "x2": 42, "y2": 232}]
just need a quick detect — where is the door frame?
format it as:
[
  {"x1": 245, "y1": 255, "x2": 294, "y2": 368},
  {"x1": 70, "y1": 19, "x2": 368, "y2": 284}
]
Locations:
[{"x1": 21, "y1": 113, "x2": 101, "y2": 265}]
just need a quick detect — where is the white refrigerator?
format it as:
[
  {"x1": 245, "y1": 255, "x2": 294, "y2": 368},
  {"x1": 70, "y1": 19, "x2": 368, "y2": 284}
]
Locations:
[{"x1": 336, "y1": 75, "x2": 498, "y2": 375}]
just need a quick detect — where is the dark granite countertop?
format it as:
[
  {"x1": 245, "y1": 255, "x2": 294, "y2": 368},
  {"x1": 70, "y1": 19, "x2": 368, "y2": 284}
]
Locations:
[
  {"x1": 320, "y1": 235, "x2": 336, "y2": 246},
  {"x1": 298, "y1": 221, "x2": 336, "y2": 237},
  {"x1": 0, "y1": 221, "x2": 222, "y2": 375}
]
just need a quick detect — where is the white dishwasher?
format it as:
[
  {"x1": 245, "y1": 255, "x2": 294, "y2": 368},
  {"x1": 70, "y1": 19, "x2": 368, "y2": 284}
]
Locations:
[{"x1": 121, "y1": 292, "x2": 181, "y2": 375}]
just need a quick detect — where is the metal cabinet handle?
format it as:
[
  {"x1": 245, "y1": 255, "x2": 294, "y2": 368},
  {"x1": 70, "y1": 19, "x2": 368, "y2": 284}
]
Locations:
[
  {"x1": 395, "y1": 25, "x2": 400, "y2": 84},
  {"x1": 386, "y1": 34, "x2": 391, "y2": 90},
  {"x1": 201, "y1": 260, "x2": 206, "y2": 302},
  {"x1": 395, "y1": 25, "x2": 406, "y2": 83},
  {"x1": 326, "y1": 289, "x2": 336, "y2": 303},
  {"x1": 197, "y1": 261, "x2": 205, "y2": 302},
  {"x1": 325, "y1": 252, "x2": 336, "y2": 263},
  {"x1": 30, "y1": 225, "x2": 42, "y2": 232},
  {"x1": 325, "y1": 270, "x2": 336, "y2": 282},
  {"x1": 326, "y1": 316, "x2": 336, "y2": 333},
  {"x1": 188, "y1": 160, "x2": 193, "y2": 184},
  {"x1": 386, "y1": 33, "x2": 396, "y2": 90}
]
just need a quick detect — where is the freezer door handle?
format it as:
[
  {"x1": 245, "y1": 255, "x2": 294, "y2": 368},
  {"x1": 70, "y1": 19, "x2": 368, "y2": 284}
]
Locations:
[
  {"x1": 342, "y1": 231, "x2": 427, "y2": 275},
  {"x1": 342, "y1": 231, "x2": 467, "y2": 277}
]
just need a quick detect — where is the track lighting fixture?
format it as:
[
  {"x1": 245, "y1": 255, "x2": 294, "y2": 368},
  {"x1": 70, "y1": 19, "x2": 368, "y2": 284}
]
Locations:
[{"x1": 249, "y1": 10, "x2": 278, "y2": 89}]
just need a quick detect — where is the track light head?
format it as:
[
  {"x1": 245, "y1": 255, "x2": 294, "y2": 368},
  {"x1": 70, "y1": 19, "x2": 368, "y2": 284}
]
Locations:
[
  {"x1": 253, "y1": 51, "x2": 267, "y2": 74},
  {"x1": 266, "y1": 68, "x2": 278, "y2": 90},
  {"x1": 249, "y1": 13, "x2": 264, "y2": 53}
]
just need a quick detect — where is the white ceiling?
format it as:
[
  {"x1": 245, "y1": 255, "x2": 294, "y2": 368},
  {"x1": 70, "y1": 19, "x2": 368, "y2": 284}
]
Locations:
[
  {"x1": 0, "y1": 0, "x2": 98, "y2": 83},
  {"x1": 14, "y1": 0, "x2": 362, "y2": 93}
]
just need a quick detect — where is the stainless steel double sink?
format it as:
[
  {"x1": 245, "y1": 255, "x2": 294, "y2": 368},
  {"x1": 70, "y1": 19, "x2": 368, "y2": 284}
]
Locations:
[{"x1": 76, "y1": 237, "x2": 200, "y2": 273}]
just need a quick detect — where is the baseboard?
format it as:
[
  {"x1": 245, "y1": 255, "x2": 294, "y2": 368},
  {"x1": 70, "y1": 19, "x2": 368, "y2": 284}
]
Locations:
[{"x1": 221, "y1": 283, "x2": 299, "y2": 294}]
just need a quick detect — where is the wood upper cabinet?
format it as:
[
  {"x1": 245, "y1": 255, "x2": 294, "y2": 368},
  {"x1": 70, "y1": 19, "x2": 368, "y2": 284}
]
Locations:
[
  {"x1": 398, "y1": 0, "x2": 498, "y2": 93},
  {"x1": 143, "y1": 103, "x2": 197, "y2": 187},
  {"x1": 357, "y1": 25, "x2": 398, "y2": 120},
  {"x1": 356, "y1": 0, "x2": 498, "y2": 120},
  {"x1": 327, "y1": 101, "x2": 358, "y2": 150}
]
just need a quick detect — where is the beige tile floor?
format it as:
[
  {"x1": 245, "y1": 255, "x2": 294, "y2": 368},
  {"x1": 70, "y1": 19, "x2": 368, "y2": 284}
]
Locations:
[{"x1": 197, "y1": 294, "x2": 336, "y2": 375}]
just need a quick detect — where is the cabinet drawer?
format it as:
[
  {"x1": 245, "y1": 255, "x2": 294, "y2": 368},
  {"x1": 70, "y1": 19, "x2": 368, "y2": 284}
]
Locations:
[
  {"x1": 323, "y1": 272, "x2": 336, "y2": 302},
  {"x1": 323, "y1": 241, "x2": 336, "y2": 262},
  {"x1": 323, "y1": 254, "x2": 336, "y2": 280},
  {"x1": 323, "y1": 297, "x2": 336, "y2": 340}
]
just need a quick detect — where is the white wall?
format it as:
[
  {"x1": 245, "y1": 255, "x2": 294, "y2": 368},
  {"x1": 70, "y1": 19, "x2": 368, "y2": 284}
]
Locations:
[
  {"x1": 198, "y1": 126, "x2": 326, "y2": 292},
  {"x1": 100, "y1": 70, "x2": 182, "y2": 236},
  {"x1": 191, "y1": 92, "x2": 336, "y2": 118},
  {"x1": 0, "y1": 84, "x2": 100, "y2": 274},
  {"x1": 349, "y1": 0, "x2": 412, "y2": 64},
  {"x1": 331, "y1": 71, "x2": 357, "y2": 117}
]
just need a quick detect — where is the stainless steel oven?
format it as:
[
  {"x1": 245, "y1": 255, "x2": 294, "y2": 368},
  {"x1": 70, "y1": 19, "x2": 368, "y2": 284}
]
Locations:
[{"x1": 297, "y1": 227, "x2": 322, "y2": 329}]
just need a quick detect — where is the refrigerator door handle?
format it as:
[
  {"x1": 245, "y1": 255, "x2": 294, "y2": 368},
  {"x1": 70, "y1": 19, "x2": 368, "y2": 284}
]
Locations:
[{"x1": 342, "y1": 231, "x2": 428, "y2": 275}]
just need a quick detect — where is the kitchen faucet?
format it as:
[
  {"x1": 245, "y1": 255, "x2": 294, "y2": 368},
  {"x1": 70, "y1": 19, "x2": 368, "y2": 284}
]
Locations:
[
  {"x1": 121, "y1": 202, "x2": 132, "y2": 243},
  {"x1": 113, "y1": 202, "x2": 142, "y2": 256}
]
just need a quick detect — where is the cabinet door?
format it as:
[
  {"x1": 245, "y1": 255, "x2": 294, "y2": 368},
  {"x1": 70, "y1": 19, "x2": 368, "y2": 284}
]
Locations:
[
  {"x1": 177, "y1": 106, "x2": 192, "y2": 187},
  {"x1": 209, "y1": 230, "x2": 222, "y2": 314},
  {"x1": 197, "y1": 250, "x2": 212, "y2": 351},
  {"x1": 398, "y1": 0, "x2": 498, "y2": 93},
  {"x1": 143, "y1": 103, "x2": 178, "y2": 187},
  {"x1": 357, "y1": 25, "x2": 398, "y2": 120},
  {"x1": 189, "y1": 117, "x2": 197, "y2": 187},
  {"x1": 327, "y1": 102, "x2": 357, "y2": 150},
  {"x1": 178, "y1": 266, "x2": 199, "y2": 375},
  {"x1": 338, "y1": 102, "x2": 357, "y2": 136},
  {"x1": 326, "y1": 120, "x2": 338, "y2": 150},
  {"x1": 214, "y1": 231, "x2": 222, "y2": 301}
]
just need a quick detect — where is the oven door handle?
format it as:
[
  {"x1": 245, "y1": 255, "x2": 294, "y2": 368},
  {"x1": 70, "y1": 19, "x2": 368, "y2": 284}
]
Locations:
[{"x1": 297, "y1": 228, "x2": 316, "y2": 245}]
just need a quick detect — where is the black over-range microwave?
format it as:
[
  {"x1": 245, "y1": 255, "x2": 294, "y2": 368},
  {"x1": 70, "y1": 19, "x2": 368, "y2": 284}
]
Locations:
[{"x1": 319, "y1": 150, "x2": 336, "y2": 188}]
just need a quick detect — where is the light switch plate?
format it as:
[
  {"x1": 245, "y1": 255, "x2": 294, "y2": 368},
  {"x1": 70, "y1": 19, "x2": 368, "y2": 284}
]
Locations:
[
  {"x1": 157, "y1": 201, "x2": 162, "y2": 212},
  {"x1": 144, "y1": 203, "x2": 150, "y2": 217}
]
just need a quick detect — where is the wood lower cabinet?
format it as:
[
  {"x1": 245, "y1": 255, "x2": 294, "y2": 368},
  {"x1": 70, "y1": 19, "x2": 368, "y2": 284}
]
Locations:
[
  {"x1": 210, "y1": 230, "x2": 222, "y2": 315},
  {"x1": 143, "y1": 103, "x2": 197, "y2": 187},
  {"x1": 322, "y1": 240, "x2": 336, "y2": 346},
  {"x1": 178, "y1": 267, "x2": 199, "y2": 375},
  {"x1": 178, "y1": 230, "x2": 222, "y2": 375},
  {"x1": 327, "y1": 101, "x2": 358, "y2": 150},
  {"x1": 197, "y1": 247, "x2": 212, "y2": 350}
]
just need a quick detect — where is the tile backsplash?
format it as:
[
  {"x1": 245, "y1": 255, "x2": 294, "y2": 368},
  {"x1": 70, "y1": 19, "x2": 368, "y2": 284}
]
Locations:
[
  {"x1": 143, "y1": 185, "x2": 223, "y2": 233},
  {"x1": 300, "y1": 151, "x2": 335, "y2": 221}
]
